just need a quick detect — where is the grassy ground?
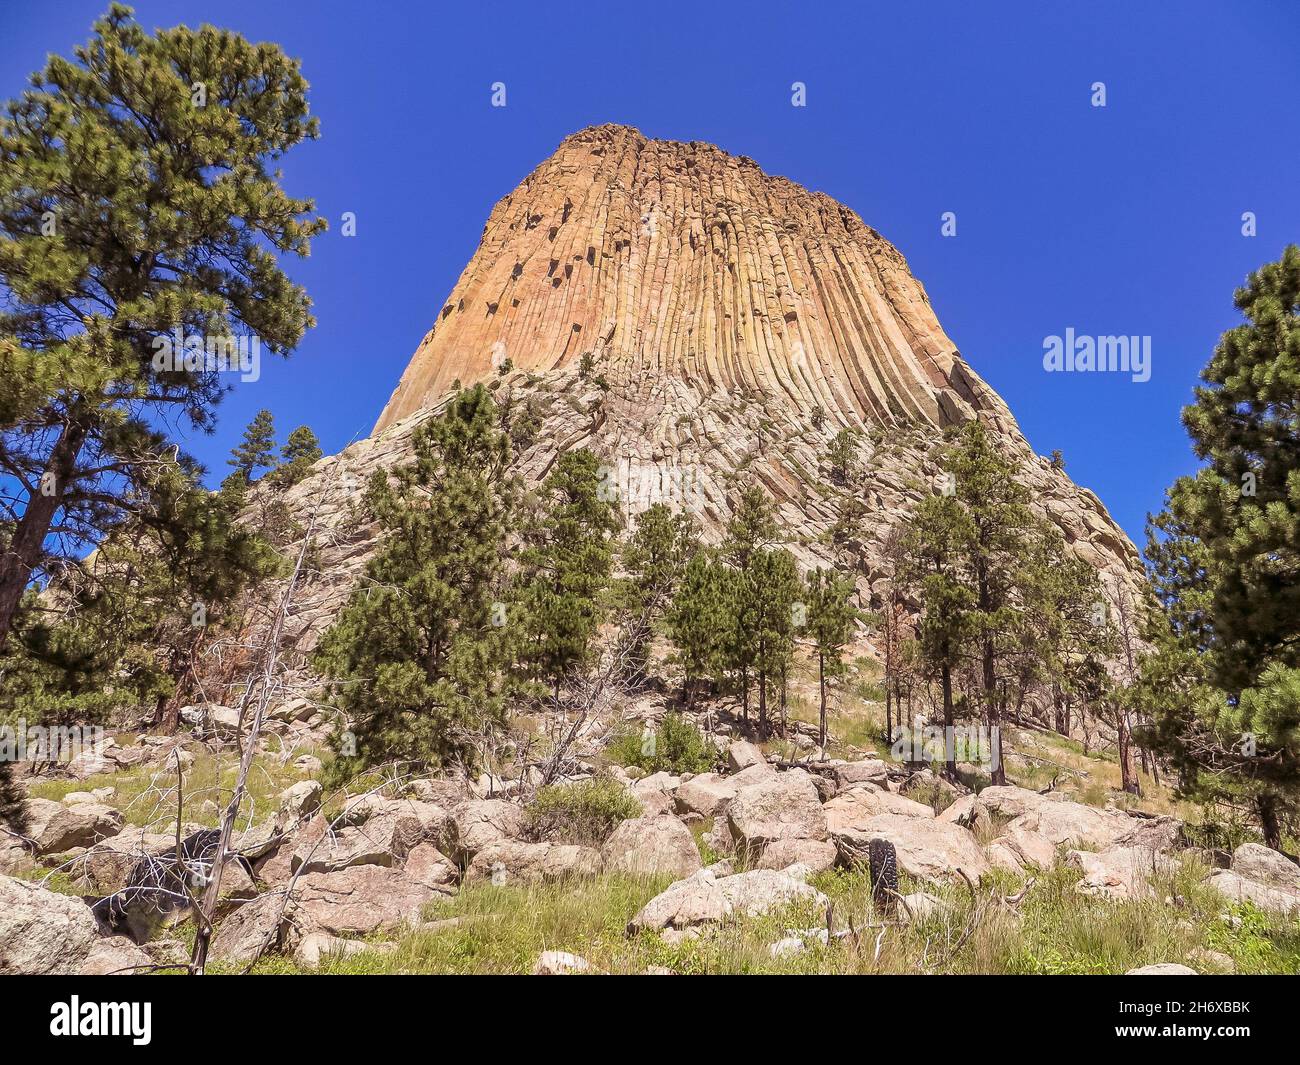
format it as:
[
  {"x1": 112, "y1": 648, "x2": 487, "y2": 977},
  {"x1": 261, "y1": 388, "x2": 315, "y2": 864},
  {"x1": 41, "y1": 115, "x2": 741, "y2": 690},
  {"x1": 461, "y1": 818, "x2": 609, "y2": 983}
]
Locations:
[
  {"x1": 26, "y1": 747, "x2": 312, "y2": 830},
  {"x1": 218, "y1": 856, "x2": 1300, "y2": 975},
  {"x1": 19, "y1": 650, "x2": 1299, "y2": 975}
]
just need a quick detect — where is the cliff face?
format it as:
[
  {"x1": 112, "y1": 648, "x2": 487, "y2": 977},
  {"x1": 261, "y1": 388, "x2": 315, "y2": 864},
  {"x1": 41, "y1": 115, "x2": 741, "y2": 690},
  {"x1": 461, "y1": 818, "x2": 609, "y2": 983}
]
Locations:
[
  {"x1": 375, "y1": 124, "x2": 1012, "y2": 438},
  {"x1": 268, "y1": 125, "x2": 1141, "y2": 656}
]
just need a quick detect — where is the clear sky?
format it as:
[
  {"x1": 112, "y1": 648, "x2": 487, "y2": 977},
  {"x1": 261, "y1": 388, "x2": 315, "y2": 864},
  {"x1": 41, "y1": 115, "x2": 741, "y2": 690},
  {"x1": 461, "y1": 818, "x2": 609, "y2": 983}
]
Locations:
[{"x1": 4, "y1": 0, "x2": 1298, "y2": 546}]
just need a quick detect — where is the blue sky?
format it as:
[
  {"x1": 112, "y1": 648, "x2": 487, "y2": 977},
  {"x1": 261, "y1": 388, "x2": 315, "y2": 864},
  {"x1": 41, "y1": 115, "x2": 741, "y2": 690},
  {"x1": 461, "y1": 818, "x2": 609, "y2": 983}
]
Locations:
[{"x1": 4, "y1": 0, "x2": 1298, "y2": 546}]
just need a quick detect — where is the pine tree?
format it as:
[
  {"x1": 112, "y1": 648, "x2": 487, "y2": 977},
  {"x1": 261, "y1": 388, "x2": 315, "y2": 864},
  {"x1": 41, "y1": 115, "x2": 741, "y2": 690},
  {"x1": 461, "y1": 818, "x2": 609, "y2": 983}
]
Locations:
[
  {"x1": 804, "y1": 568, "x2": 859, "y2": 750},
  {"x1": 515, "y1": 450, "x2": 620, "y2": 694},
  {"x1": 1178, "y1": 245, "x2": 1300, "y2": 692},
  {"x1": 828, "y1": 428, "x2": 860, "y2": 486},
  {"x1": 749, "y1": 548, "x2": 801, "y2": 737},
  {"x1": 273, "y1": 425, "x2": 323, "y2": 488},
  {"x1": 722, "y1": 487, "x2": 779, "y2": 721},
  {"x1": 0, "y1": 6, "x2": 324, "y2": 649},
  {"x1": 1142, "y1": 247, "x2": 1300, "y2": 846},
  {"x1": 1022, "y1": 528, "x2": 1115, "y2": 740},
  {"x1": 1143, "y1": 496, "x2": 1298, "y2": 846},
  {"x1": 900, "y1": 493, "x2": 975, "y2": 780},
  {"x1": 947, "y1": 421, "x2": 1040, "y2": 785},
  {"x1": 315, "y1": 385, "x2": 515, "y2": 771},
  {"x1": 0, "y1": 761, "x2": 28, "y2": 837},
  {"x1": 1, "y1": 454, "x2": 279, "y2": 732},
  {"x1": 667, "y1": 551, "x2": 736, "y2": 705},
  {"x1": 228, "y1": 410, "x2": 278, "y2": 485},
  {"x1": 617, "y1": 504, "x2": 698, "y2": 672}
]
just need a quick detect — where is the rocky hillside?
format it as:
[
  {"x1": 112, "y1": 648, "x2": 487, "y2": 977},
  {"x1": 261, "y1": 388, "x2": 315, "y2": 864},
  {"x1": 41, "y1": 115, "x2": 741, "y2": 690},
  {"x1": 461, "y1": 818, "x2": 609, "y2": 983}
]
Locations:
[
  {"x1": 258, "y1": 125, "x2": 1141, "y2": 658},
  {"x1": 4, "y1": 704, "x2": 1299, "y2": 975}
]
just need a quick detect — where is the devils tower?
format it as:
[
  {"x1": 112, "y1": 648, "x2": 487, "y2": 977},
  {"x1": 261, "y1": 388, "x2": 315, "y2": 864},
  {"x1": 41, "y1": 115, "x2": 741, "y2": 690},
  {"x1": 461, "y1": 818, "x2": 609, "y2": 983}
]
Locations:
[
  {"x1": 377, "y1": 124, "x2": 1010, "y2": 437},
  {"x1": 275, "y1": 124, "x2": 1140, "y2": 649}
]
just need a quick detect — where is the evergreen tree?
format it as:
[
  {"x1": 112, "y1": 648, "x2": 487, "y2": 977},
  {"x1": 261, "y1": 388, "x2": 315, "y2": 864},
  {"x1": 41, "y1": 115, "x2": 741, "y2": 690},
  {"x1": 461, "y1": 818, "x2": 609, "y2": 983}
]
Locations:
[
  {"x1": 1143, "y1": 497, "x2": 1298, "y2": 846},
  {"x1": 315, "y1": 385, "x2": 514, "y2": 771},
  {"x1": 0, "y1": 761, "x2": 26, "y2": 837},
  {"x1": 273, "y1": 425, "x2": 323, "y2": 488},
  {"x1": 667, "y1": 551, "x2": 736, "y2": 705},
  {"x1": 1142, "y1": 247, "x2": 1300, "y2": 846},
  {"x1": 515, "y1": 450, "x2": 620, "y2": 694},
  {"x1": 1178, "y1": 245, "x2": 1300, "y2": 692},
  {"x1": 804, "y1": 568, "x2": 859, "y2": 750},
  {"x1": 1022, "y1": 528, "x2": 1115, "y2": 740},
  {"x1": 621, "y1": 504, "x2": 697, "y2": 610},
  {"x1": 722, "y1": 487, "x2": 779, "y2": 721},
  {"x1": 749, "y1": 548, "x2": 801, "y2": 737},
  {"x1": 228, "y1": 409, "x2": 278, "y2": 485},
  {"x1": 900, "y1": 493, "x2": 975, "y2": 779},
  {"x1": 1, "y1": 454, "x2": 279, "y2": 732},
  {"x1": 0, "y1": 5, "x2": 324, "y2": 649},
  {"x1": 947, "y1": 421, "x2": 1040, "y2": 784},
  {"x1": 828, "y1": 428, "x2": 860, "y2": 486},
  {"x1": 617, "y1": 504, "x2": 698, "y2": 673}
]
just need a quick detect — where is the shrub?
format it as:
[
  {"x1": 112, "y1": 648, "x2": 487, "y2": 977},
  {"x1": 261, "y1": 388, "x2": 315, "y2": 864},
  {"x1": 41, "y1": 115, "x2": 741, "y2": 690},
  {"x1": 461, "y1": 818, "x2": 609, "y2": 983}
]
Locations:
[
  {"x1": 524, "y1": 776, "x2": 642, "y2": 845},
  {"x1": 605, "y1": 713, "x2": 719, "y2": 775}
]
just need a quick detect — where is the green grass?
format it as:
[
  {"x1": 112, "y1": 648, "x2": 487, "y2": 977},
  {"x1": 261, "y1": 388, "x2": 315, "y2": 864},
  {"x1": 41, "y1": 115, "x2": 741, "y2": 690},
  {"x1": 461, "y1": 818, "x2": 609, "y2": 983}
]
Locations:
[
  {"x1": 604, "y1": 713, "x2": 719, "y2": 775},
  {"x1": 26, "y1": 747, "x2": 314, "y2": 830},
  {"x1": 523, "y1": 776, "x2": 642, "y2": 845},
  {"x1": 216, "y1": 855, "x2": 1300, "y2": 975}
]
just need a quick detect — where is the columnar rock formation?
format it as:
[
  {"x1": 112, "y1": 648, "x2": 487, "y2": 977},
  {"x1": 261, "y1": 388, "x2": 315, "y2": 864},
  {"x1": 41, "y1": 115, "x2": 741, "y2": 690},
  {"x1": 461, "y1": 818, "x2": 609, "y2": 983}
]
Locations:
[
  {"x1": 376, "y1": 124, "x2": 1012, "y2": 438},
  {"x1": 266, "y1": 124, "x2": 1141, "y2": 656}
]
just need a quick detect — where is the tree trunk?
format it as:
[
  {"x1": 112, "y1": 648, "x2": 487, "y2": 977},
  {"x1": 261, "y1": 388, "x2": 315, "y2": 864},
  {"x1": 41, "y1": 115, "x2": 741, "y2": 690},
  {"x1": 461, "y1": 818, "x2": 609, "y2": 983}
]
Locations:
[
  {"x1": 1116, "y1": 711, "x2": 1139, "y2": 795},
  {"x1": 757, "y1": 668, "x2": 768, "y2": 738},
  {"x1": 779, "y1": 667, "x2": 788, "y2": 738},
  {"x1": 0, "y1": 422, "x2": 86, "y2": 650},
  {"x1": 1256, "y1": 793, "x2": 1282, "y2": 851},
  {"x1": 940, "y1": 661, "x2": 957, "y2": 781},
  {"x1": 983, "y1": 638, "x2": 1005, "y2": 786},
  {"x1": 884, "y1": 679, "x2": 893, "y2": 747},
  {"x1": 817, "y1": 650, "x2": 827, "y2": 751}
]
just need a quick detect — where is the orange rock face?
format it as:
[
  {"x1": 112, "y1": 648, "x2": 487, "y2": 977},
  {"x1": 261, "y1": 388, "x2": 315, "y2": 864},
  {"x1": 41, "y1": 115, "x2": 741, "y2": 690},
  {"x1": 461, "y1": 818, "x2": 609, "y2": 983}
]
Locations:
[{"x1": 375, "y1": 124, "x2": 1012, "y2": 438}]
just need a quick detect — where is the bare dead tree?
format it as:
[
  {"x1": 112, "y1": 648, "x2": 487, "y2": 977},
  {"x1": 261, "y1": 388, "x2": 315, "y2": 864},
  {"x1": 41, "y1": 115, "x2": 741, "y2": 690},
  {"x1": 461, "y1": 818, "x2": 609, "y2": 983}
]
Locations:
[{"x1": 189, "y1": 502, "x2": 321, "y2": 973}]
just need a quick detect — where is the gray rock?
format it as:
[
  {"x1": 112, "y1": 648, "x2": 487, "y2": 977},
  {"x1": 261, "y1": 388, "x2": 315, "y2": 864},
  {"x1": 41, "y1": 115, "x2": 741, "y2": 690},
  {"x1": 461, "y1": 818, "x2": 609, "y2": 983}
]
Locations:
[
  {"x1": 725, "y1": 770, "x2": 828, "y2": 852},
  {"x1": 279, "y1": 780, "x2": 322, "y2": 821},
  {"x1": 628, "y1": 867, "x2": 828, "y2": 933},
  {"x1": 25, "y1": 798, "x2": 124, "y2": 855},
  {"x1": 465, "y1": 840, "x2": 601, "y2": 885},
  {"x1": 79, "y1": 936, "x2": 153, "y2": 975},
  {"x1": 294, "y1": 932, "x2": 394, "y2": 970},
  {"x1": 532, "y1": 950, "x2": 591, "y2": 975},
  {"x1": 600, "y1": 815, "x2": 702, "y2": 879},
  {"x1": 835, "y1": 813, "x2": 990, "y2": 885},
  {"x1": 403, "y1": 842, "x2": 459, "y2": 892},
  {"x1": 1231, "y1": 843, "x2": 1300, "y2": 892},
  {"x1": 0, "y1": 874, "x2": 101, "y2": 974},
  {"x1": 294, "y1": 865, "x2": 441, "y2": 937},
  {"x1": 726, "y1": 740, "x2": 767, "y2": 773},
  {"x1": 756, "y1": 838, "x2": 837, "y2": 874},
  {"x1": 1067, "y1": 846, "x2": 1173, "y2": 901},
  {"x1": 210, "y1": 892, "x2": 291, "y2": 965},
  {"x1": 1206, "y1": 869, "x2": 1300, "y2": 915},
  {"x1": 824, "y1": 784, "x2": 935, "y2": 831},
  {"x1": 443, "y1": 799, "x2": 525, "y2": 862}
]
